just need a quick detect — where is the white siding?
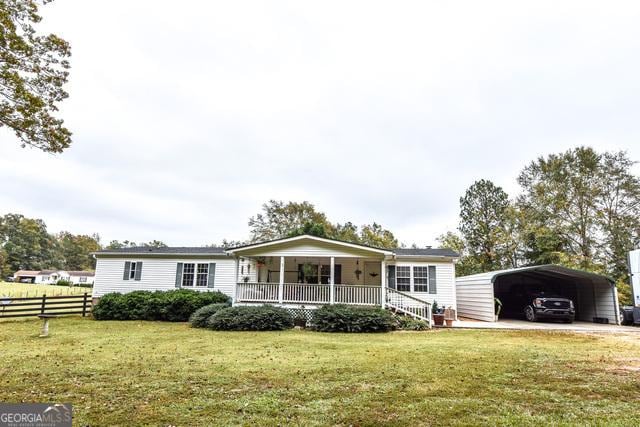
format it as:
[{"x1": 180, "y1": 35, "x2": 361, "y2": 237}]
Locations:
[
  {"x1": 394, "y1": 261, "x2": 457, "y2": 310},
  {"x1": 576, "y1": 281, "x2": 619, "y2": 324},
  {"x1": 93, "y1": 257, "x2": 236, "y2": 299},
  {"x1": 456, "y1": 278, "x2": 495, "y2": 322}
]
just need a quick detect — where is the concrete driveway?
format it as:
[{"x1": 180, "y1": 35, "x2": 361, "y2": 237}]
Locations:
[{"x1": 452, "y1": 318, "x2": 640, "y2": 332}]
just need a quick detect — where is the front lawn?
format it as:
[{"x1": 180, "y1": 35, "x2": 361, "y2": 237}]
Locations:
[{"x1": 0, "y1": 318, "x2": 639, "y2": 425}]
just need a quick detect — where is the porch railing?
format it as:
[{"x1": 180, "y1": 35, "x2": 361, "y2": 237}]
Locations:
[
  {"x1": 385, "y1": 287, "x2": 432, "y2": 324},
  {"x1": 283, "y1": 283, "x2": 330, "y2": 304},
  {"x1": 235, "y1": 282, "x2": 380, "y2": 306},
  {"x1": 335, "y1": 285, "x2": 380, "y2": 305},
  {"x1": 235, "y1": 282, "x2": 279, "y2": 303}
]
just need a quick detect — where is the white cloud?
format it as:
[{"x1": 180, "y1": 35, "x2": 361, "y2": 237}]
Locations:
[{"x1": 1, "y1": 0, "x2": 639, "y2": 245}]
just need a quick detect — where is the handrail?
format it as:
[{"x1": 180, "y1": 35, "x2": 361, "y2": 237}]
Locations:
[
  {"x1": 385, "y1": 287, "x2": 432, "y2": 305},
  {"x1": 385, "y1": 287, "x2": 432, "y2": 327}
]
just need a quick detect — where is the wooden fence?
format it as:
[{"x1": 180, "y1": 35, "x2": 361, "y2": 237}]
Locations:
[{"x1": 0, "y1": 293, "x2": 91, "y2": 319}]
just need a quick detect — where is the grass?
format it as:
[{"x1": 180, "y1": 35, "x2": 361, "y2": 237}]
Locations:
[
  {"x1": 0, "y1": 318, "x2": 639, "y2": 425},
  {"x1": 0, "y1": 281, "x2": 90, "y2": 298}
]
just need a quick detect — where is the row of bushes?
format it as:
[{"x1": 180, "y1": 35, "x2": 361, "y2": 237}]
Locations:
[
  {"x1": 93, "y1": 289, "x2": 231, "y2": 321},
  {"x1": 189, "y1": 303, "x2": 429, "y2": 332},
  {"x1": 93, "y1": 290, "x2": 429, "y2": 332}
]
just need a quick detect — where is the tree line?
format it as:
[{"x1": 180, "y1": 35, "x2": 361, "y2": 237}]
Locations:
[
  {"x1": 438, "y1": 146, "x2": 640, "y2": 304},
  {"x1": 0, "y1": 213, "x2": 169, "y2": 277}
]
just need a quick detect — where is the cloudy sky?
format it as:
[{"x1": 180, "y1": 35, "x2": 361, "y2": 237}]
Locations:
[{"x1": 1, "y1": 1, "x2": 640, "y2": 247}]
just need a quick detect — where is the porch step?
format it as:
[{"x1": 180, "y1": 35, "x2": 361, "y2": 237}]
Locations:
[{"x1": 385, "y1": 287, "x2": 432, "y2": 326}]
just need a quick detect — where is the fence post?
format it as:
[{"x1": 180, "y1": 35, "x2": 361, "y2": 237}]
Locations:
[
  {"x1": 82, "y1": 293, "x2": 88, "y2": 317},
  {"x1": 40, "y1": 294, "x2": 46, "y2": 314}
]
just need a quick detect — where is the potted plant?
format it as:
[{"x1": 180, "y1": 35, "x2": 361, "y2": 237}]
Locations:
[
  {"x1": 443, "y1": 306, "x2": 455, "y2": 327},
  {"x1": 242, "y1": 276, "x2": 250, "y2": 283},
  {"x1": 432, "y1": 300, "x2": 445, "y2": 326}
]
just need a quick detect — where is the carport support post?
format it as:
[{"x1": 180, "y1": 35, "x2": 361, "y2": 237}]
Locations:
[{"x1": 278, "y1": 256, "x2": 285, "y2": 304}]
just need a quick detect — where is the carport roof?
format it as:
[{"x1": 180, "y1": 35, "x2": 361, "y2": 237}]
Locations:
[{"x1": 457, "y1": 264, "x2": 615, "y2": 284}]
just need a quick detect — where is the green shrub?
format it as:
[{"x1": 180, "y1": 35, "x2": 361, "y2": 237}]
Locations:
[
  {"x1": 92, "y1": 293, "x2": 127, "y2": 320},
  {"x1": 206, "y1": 305, "x2": 294, "y2": 331},
  {"x1": 92, "y1": 289, "x2": 231, "y2": 321},
  {"x1": 310, "y1": 305, "x2": 397, "y2": 333},
  {"x1": 189, "y1": 303, "x2": 231, "y2": 328},
  {"x1": 157, "y1": 289, "x2": 230, "y2": 322},
  {"x1": 55, "y1": 279, "x2": 73, "y2": 287},
  {"x1": 395, "y1": 315, "x2": 429, "y2": 331}
]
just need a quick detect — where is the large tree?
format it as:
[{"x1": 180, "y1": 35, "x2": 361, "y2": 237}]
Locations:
[
  {"x1": 358, "y1": 222, "x2": 398, "y2": 248},
  {"x1": 518, "y1": 147, "x2": 602, "y2": 270},
  {"x1": 517, "y1": 147, "x2": 640, "y2": 275},
  {"x1": 248, "y1": 200, "x2": 399, "y2": 248},
  {"x1": 1, "y1": 0, "x2": 72, "y2": 152},
  {"x1": 437, "y1": 231, "x2": 480, "y2": 276},
  {"x1": 0, "y1": 213, "x2": 59, "y2": 274},
  {"x1": 248, "y1": 200, "x2": 333, "y2": 242},
  {"x1": 596, "y1": 151, "x2": 640, "y2": 281},
  {"x1": 458, "y1": 179, "x2": 511, "y2": 271},
  {"x1": 56, "y1": 231, "x2": 100, "y2": 270}
]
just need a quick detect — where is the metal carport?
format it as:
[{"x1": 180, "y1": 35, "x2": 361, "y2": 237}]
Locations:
[{"x1": 456, "y1": 265, "x2": 620, "y2": 324}]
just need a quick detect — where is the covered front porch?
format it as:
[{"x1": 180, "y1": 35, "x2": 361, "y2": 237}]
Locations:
[
  {"x1": 234, "y1": 255, "x2": 386, "y2": 306},
  {"x1": 226, "y1": 235, "x2": 432, "y2": 323}
]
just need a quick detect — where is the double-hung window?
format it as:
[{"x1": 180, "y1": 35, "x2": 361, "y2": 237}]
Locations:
[
  {"x1": 182, "y1": 263, "x2": 209, "y2": 287},
  {"x1": 129, "y1": 262, "x2": 138, "y2": 280},
  {"x1": 196, "y1": 264, "x2": 209, "y2": 287},
  {"x1": 396, "y1": 266, "x2": 411, "y2": 292},
  {"x1": 413, "y1": 266, "x2": 429, "y2": 292}
]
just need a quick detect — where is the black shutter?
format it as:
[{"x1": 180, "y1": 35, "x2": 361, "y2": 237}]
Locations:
[
  {"x1": 123, "y1": 261, "x2": 131, "y2": 281},
  {"x1": 207, "y1": 263, "x2": 216, "y2": 288},
  {"x1": 334, "y1": 265, "x2": 342, "y2": 284},
  {"x1": 428, "y1": 265, "x2": 437, "y2": 294},
  {"x1": 175, "y1": 263, "x2": 183, "y2": 288},
  {"x1": 134, "y1": 262, "x2": 143, "y2": 281},
  {"x1": 387, "y1": 265, "x2": 396, "y2": 289}
]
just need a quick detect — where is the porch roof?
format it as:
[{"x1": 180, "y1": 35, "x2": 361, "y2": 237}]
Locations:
[{"x1": 226, "y1": 235, "x2": 394, "y2": 257}]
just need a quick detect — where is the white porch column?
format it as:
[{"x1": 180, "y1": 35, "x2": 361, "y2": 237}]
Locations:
[
  {"x1": 330, "y1": 256, "x2": 335, "y2": 304},
  {"x1": 233, "y1": 257, "x2": 240, "y2": 303},
  {"x1": 278, "y1": 256, "x2": 285, "y2": 304},
  {"x1": 380, "y1": 259, "x2": 387, "y2": 308}
]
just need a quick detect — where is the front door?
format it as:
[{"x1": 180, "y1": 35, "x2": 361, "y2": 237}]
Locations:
[{"x1": 364, "y1": 262, "x2": 381, "y2": 286}]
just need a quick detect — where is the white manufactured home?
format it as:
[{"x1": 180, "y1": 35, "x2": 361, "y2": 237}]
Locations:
[{"x1": 92, "y1": 235, "x2": 459, "y2": 321}]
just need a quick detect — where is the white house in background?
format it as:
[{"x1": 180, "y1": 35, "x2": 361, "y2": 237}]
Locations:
[
  {"x1": 92, "y1": 235, "x2": 459, "y2": 321},
  {"x1": 13, "y1": 270, "x2": 95, "y2": 285}
]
